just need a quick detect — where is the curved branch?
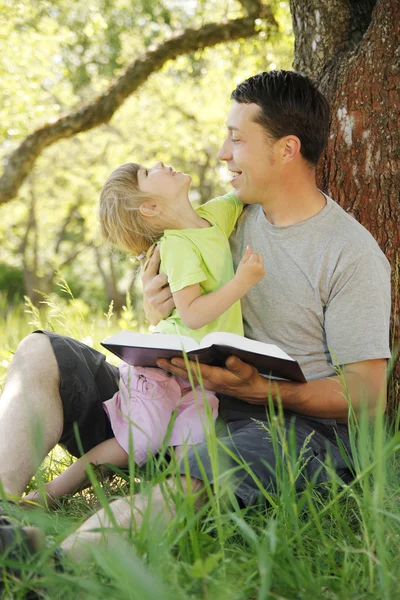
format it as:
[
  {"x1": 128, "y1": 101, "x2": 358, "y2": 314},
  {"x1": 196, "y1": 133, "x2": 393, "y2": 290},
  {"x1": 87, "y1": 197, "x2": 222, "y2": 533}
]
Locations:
[
  {"x1": 237, "y1": 0, "x2": 263, "y2": 17},
  {"x1": 0, "y1": 6, "x2": 277, "y2": 205}
]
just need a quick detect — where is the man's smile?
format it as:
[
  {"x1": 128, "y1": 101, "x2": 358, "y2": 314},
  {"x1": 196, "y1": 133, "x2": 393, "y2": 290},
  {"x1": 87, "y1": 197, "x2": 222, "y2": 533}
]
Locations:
[{"x1": 229, "y1": 169, "x2": 242, "y2": 184}]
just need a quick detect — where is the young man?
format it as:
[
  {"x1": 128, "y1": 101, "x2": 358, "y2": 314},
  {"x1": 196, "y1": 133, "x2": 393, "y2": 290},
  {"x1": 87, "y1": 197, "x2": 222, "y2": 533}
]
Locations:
[
  {"x1": 147, "y1": 70, "x2": 391, "y2": 505},
  {"x1": 0, "y1": 71, "x2": 391, "y2": 560}
]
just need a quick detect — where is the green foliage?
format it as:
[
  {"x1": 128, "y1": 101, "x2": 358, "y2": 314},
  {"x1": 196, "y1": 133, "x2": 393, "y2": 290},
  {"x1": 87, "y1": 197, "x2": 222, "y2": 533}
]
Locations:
[
  {"x1": 0, "y1": 263, "x2": 24, "y2": 301},
  {"x1": 0, "y1": 0, "x2": 294, "y2": 307}
]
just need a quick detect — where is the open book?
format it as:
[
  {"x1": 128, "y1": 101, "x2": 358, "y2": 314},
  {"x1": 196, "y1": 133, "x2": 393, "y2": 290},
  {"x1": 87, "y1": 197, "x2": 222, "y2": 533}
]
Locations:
[{"x1": 101, "y1": 331, "x2": 306, "y2": 383}]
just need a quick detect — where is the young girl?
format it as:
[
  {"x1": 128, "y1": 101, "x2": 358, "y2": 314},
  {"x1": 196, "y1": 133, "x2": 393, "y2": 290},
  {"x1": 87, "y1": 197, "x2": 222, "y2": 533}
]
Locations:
[{"x1": 23, "y1": 161, "x2": 264, "y2": 507}]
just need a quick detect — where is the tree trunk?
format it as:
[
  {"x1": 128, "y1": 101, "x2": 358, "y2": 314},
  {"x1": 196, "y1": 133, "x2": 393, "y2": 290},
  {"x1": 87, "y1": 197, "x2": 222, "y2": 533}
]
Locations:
[
  {"x1": 94, "y1": 247, "x2": 126, "y2": 313},
  {"x1": 22, "y1": 271, "x2": 53, "y2": 305},
  {"x1": 290, "y1": 0, "x2": 400, "y2": 410}
]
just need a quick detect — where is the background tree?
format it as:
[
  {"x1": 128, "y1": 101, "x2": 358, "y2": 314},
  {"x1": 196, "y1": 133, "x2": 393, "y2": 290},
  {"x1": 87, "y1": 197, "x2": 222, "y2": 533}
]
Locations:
[{"x1": 289, "y1": 0, "x2": 399, "y2": 409}]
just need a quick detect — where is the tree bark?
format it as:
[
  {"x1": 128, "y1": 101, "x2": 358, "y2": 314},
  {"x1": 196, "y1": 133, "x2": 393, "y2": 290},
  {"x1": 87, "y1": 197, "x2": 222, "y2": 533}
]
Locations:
[
  {"x1": 0, "y1": 1, "x2": 276, "y2": 205},
  {"x1": 290, "y1": 0, "x2": 400, "y2": 409}
]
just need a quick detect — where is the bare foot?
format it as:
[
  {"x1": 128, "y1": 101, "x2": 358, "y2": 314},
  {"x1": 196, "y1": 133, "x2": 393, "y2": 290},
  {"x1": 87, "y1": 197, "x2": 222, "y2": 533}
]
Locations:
[{"x1": 21, "y1": 490, "x2": 57, "y2": 510}]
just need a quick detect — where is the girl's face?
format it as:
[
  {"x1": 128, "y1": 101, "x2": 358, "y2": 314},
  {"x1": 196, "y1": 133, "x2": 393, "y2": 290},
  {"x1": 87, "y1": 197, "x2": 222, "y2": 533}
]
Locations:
[{"x1": 137, "y1": 161, "x2": 191, "y2": 205}]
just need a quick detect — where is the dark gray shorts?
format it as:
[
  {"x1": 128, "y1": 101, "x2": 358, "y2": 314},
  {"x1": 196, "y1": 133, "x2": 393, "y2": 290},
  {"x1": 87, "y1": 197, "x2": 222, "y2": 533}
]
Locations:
[
  {"x1": 36, "y1": 330, "x2": 119, "y2": 457},
  {"x1": 38, "y1": 331, "x2": 353, "y2": 506}
]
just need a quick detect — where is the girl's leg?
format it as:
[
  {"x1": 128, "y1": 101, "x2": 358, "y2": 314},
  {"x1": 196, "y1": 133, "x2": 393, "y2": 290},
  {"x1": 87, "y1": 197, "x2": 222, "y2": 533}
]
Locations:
[
  {"x1": 23, "y1": 438, "x2": 128, "y2": 507},
  {"x1": 169, "y1": 386, "x2": 219, "y2": 446},
  {"x1": 103, "y1": 366, "x2": 182, "y2": 466}
]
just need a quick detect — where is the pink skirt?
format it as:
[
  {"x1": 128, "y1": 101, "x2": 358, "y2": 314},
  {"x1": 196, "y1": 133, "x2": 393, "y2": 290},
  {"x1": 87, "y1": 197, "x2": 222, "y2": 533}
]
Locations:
[{"x1": 103, "y1": 364, "x2": 218, "y2": 466}]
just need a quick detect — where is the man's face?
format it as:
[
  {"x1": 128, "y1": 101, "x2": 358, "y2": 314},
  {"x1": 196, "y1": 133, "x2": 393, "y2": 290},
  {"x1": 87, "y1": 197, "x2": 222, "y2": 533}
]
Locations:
[{"x1": 218, "y1": 102, "x2": 277, "y2": 203}]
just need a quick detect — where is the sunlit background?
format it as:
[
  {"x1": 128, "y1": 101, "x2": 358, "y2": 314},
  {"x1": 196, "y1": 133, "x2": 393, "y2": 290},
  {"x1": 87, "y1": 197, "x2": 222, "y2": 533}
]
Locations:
[{"x1": 0, "y1": 0, "x2": 293, "y2": 315}]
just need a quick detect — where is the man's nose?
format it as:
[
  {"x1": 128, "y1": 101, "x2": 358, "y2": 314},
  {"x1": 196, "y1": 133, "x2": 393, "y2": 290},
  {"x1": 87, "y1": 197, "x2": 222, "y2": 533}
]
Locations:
[{"x1": 217, "y1": 137, "x2": 232, "y2": 162}]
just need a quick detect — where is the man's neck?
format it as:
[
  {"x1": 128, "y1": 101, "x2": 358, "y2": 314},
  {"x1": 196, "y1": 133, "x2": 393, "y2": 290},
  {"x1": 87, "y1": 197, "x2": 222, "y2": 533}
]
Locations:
[{"x1": 260, "y1": 171, "x2": 326, "y2": 227}]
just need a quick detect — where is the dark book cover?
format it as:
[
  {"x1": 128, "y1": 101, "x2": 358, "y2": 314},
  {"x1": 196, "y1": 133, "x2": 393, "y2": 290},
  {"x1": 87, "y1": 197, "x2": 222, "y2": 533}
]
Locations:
[{"x1": 101, "y1": 341, "x2": 307, "y2": 383}]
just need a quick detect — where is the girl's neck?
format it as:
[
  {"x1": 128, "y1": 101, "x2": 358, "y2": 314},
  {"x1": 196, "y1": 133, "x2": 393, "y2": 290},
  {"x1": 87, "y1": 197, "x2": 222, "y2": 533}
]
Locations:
[{"x1": 164, "y1": 201, "x2": 210, "y2": 231}]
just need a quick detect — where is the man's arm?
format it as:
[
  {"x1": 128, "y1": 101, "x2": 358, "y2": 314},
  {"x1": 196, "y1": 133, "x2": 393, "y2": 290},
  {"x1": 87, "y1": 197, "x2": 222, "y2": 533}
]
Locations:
[
  {"x1": 141, "y1": 246, "x2": 174, "y2": 326},
  {"x1": 157, "y1": 356, "x2": 387, "y2": 422}
]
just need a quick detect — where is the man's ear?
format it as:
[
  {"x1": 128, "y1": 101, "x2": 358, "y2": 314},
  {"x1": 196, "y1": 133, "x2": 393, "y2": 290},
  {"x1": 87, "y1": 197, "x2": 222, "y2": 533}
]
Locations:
[
  {"x1": 139, "y1": 202, "x2": 162, "y2": 218},
  {"x1": 280, "y1": 135, "x2": 301, "y2": 163}
]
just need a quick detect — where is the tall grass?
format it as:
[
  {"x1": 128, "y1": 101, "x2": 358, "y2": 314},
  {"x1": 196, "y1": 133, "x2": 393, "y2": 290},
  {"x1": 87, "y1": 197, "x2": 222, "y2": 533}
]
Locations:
[{"x1": 0, "y1": 290, "x2": 399, "y2": 600}]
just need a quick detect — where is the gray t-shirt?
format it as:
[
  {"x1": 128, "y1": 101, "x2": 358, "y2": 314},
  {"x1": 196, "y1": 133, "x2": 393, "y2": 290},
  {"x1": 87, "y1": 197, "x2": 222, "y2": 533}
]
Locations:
[{"x1": 229, "y1": 195, "x2": 391, "y2": 381}]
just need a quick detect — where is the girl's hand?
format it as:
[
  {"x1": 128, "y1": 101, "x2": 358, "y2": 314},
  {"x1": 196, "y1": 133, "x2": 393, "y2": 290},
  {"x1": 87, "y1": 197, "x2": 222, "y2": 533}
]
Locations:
[{"x1": 234, "y1": 245, "x2": 265, "y2": 291}]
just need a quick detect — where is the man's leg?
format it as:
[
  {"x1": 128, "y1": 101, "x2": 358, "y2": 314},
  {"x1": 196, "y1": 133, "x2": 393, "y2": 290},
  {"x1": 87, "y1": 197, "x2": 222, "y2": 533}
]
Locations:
[
  {"x1": 60, "y1": 475, "x2": 205, "y2": 561},
  {"x1": 0, "y1": 334, "x2": 63, "y2": 497},
  {"x1": 0, "y1": 329, "x2": 120, "y2": 499},
  {"x1": 176, "y1": 412, "x2": 353, "y2": 508}
]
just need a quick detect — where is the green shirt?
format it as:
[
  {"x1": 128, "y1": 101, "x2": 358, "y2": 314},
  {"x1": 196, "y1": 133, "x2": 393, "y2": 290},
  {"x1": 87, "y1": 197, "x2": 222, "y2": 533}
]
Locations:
[{"x1": 153, "y1": 193, "x2": 244, "y2": 343}]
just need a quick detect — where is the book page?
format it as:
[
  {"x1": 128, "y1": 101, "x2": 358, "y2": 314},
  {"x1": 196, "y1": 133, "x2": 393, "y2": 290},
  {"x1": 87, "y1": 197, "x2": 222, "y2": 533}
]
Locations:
[
  {"x1": 102, "y1": 331, "x2": 199, "y2": 353},
  {"x1": 200, "y1": 331, "x2": 294, "y2": 361}
]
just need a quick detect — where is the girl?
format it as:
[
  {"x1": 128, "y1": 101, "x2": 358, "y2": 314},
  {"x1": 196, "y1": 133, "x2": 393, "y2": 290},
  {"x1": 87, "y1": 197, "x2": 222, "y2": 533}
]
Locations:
[{"x1": 23, "y1": 161, "x2": 264, "y2": 507}]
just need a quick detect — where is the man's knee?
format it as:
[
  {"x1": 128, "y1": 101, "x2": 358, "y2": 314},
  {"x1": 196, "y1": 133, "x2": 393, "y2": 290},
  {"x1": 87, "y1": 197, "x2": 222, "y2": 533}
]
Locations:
[
  {"x1": 12, "y1": 333, "x2": 59, "y2": 385},
  {"x1": 15, "y1": 332, "x2": 52, "y2": 359}
]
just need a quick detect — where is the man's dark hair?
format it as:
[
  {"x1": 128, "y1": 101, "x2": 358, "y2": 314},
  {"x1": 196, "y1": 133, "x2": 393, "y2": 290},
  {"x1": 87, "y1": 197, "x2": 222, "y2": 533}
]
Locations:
[{"x1": 231, "y1": 70, "x2": 330, "y2": 166}]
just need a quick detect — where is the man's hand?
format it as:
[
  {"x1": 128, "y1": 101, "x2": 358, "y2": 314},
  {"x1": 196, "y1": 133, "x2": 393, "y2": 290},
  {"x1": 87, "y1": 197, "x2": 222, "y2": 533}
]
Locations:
[
  {"x1": 157, "y1": 355, "x2": 387, "y2": 423},
  {"x1": 141, "y1": 246, "x2": 175, "y2": 326},
  {"x1": 157, "y1": 355, "x2": 270, "y2": 402}
]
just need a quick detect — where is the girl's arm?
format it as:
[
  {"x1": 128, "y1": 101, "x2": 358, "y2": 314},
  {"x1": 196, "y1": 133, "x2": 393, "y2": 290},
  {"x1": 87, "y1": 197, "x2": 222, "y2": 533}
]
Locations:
[
  {"x1": 23, "y1": 438, "x2": 128, "y2": 507},
  {"x1": 173, "y1": 246, "x2": 265, "y2": 331}
]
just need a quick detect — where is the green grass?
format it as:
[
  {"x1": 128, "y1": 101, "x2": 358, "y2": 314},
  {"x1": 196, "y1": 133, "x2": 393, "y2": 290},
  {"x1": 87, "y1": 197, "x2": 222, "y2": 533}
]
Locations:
[{"x1": 1, "y1": 290, "x2": 399, "y2": 600}]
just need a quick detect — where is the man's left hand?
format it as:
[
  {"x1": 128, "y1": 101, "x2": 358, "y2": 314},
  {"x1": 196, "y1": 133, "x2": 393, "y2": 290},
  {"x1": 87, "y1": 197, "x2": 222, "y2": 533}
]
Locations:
[{"x1": 156, "y1": 356, "x2": 272, "y2": 403}]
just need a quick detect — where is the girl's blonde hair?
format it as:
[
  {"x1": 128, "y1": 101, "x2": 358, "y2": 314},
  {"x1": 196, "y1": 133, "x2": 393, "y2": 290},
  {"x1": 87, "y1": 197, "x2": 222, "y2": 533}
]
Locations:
[{"x1": 99, "y1": 162, "x2": 163, "y2": 257}]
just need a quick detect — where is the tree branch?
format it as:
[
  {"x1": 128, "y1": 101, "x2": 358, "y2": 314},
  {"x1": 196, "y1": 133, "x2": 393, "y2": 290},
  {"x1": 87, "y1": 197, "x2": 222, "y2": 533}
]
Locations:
[
  {"x1": 0, "y1": 6, "x2": 277, "y2": 205},
  {"x1": 237, "y1": 0, "x2": 263, "y2": 18}
]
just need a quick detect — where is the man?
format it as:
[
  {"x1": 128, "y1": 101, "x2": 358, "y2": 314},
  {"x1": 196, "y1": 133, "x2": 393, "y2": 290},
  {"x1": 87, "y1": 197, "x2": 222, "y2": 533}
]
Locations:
[{"x1": 0, "y1": 71, "x2": 391, "y2": 560}]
